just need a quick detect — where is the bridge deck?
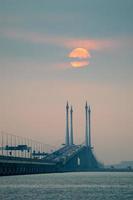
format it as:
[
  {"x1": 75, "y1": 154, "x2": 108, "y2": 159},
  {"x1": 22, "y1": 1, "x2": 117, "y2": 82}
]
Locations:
[
  {"x1": 0, "y1": 144, "x2": 102, "y2": 175},
  {"x1": 44, "y1": 145, "x2": 84, "y2": 163}
]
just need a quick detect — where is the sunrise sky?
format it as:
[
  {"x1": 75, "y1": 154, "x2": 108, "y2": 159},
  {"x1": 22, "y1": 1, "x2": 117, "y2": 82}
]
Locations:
[{"x1": 0, "y1": 0, "x2": 133, "y2": 164}]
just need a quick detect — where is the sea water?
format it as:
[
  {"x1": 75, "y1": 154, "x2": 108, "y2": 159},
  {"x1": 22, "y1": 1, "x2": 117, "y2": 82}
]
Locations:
[{"x1": 0, "y1": 172, "x2": 133, "y2": 200}]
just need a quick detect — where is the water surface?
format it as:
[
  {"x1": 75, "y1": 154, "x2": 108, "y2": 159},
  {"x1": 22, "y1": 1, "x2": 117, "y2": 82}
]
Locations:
[{"x1": 0, "y1": 172, "x2": 133, "y2": 200}]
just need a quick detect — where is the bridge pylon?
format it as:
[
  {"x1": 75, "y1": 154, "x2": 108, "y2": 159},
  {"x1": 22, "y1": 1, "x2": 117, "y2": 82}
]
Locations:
[
  {"x1": 65, "y1": 101, "x2": 70, "y2": 146},
  {"x1": 60, "y1": 102, "x2": 102, "y2": 172},
  {"x1": 70, "y1": 106, "x2": 74, "y2": 146}
]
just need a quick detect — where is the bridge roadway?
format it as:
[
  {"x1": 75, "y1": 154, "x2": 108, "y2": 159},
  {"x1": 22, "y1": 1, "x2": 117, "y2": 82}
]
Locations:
[
  {"x1": 44, "y1": 144, "x2": 84, "y2": 163},
  {"x1": 0, "y1": 145, "x2": 84, "y2": 176},
  {"x1": 0, "y1": 154, "x2": 58, "y2": 176},
  {"x1": 0, "y1": 144, "x2": 101, "y2": 175}
]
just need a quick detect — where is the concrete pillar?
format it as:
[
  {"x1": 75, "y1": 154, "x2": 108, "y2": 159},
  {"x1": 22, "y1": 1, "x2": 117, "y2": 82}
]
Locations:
[
  {"x1": 70, "y1": 106, "x2": 74, "y2": 145},
  {"x1": 65, "y1": 102, "x2": 69, "y2": 145},
  {"x1": 85, "y1": 102, "x2": 89, "y2": 147},
  {"x1": 88, "y1": 106, "x2": 91, "y2": 148}
]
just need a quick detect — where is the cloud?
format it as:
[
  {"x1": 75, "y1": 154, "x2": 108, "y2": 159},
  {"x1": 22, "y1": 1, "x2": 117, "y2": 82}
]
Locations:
[
  {"x1": 0, "y1": 29, "x2": 61, "y2": 46},
  {"x1": 0, "y1": 29, "x2": 114, "y2": 51},
  {"x1": 0, "y1": 29, "x2": 126, "y2": 69},
  {"x1": 65, "y1": 38, "x2": 114, "y2": 50}
]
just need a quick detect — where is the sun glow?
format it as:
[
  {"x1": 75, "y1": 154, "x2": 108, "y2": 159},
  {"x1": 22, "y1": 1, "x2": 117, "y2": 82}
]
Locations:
[
  {"x1": 69, "y1": 48, "x2": 91, "y2": 58},
  {"x1": 70, "y1": 61, "x2": 89, "y2": 68},
  {"x1": 69, "y1": 48, "x2": 90, "y2": 68}
]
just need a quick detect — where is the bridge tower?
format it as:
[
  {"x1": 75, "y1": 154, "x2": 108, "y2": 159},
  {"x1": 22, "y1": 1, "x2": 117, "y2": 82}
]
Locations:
[
  {"x1": 85, "y1": 102, "x2": 89, "y2": 147},
  {"x1": 65, "y1": 102, "x2": 70, "y2": 146},
  {"x1": 61, "y1": 102, "x2": 101, "y2": 172},
  {"x1": 88, "y1": 105, "x2": 91, "y2": 148},
  {"x1": 70, "y1": 106, "x2": 74, "y2": 145}
]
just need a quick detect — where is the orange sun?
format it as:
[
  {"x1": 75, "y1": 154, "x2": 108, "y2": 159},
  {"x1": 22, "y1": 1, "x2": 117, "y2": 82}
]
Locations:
[{"x1": 69, "y1": 48, "x2": 90, "y2": 68}]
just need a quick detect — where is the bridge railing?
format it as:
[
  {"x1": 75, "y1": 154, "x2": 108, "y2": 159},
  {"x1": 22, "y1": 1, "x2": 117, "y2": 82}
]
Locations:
[{"x1": 0, "y1": 131, "x2": 54, "y2": 160}]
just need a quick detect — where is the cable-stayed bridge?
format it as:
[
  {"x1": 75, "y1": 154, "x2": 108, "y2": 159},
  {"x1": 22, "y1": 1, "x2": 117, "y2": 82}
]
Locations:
[{"x1": 0, "y1": 102, "x2": 102, "y2": 176}]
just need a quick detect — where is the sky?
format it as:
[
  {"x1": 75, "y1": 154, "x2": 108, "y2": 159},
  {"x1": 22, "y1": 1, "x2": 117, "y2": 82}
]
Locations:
[{"x1": 0, "y1": 0, "x2": 133, "y2": 164}]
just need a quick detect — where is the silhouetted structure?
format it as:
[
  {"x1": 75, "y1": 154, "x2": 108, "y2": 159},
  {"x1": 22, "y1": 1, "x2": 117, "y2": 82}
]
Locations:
[
  {"x1": 0, "y1": 102, "x2": 102, "y2": 175},
  {"x1": 70, "y1": 106, "x2": 74, "y2": 145},
  {"x1": 65, "y1": 102, "x2": 70, "y2": 146}
]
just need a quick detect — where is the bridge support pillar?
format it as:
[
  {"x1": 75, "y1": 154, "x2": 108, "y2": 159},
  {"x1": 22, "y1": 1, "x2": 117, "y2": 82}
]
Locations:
[{"x1": 61, "y1": 146, "x2": 100, "y2": 172}]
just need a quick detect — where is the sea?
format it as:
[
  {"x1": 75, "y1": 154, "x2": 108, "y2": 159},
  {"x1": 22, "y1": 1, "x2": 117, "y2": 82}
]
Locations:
[{"x1": 0, "y1": 172, "x2": 133, "y2": 200}]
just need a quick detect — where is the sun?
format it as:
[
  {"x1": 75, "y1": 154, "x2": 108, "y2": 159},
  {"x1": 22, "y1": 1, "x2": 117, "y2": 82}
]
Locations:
[
  {"x1": 69, "y1": 48, "x2": 90, "y2": 58},
  {"x1": 69, "y1": 48, "x2": 90, "y2": 68},
  {"x1": 70, "y1": 61, "x2": 89, "y2": 68}
]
